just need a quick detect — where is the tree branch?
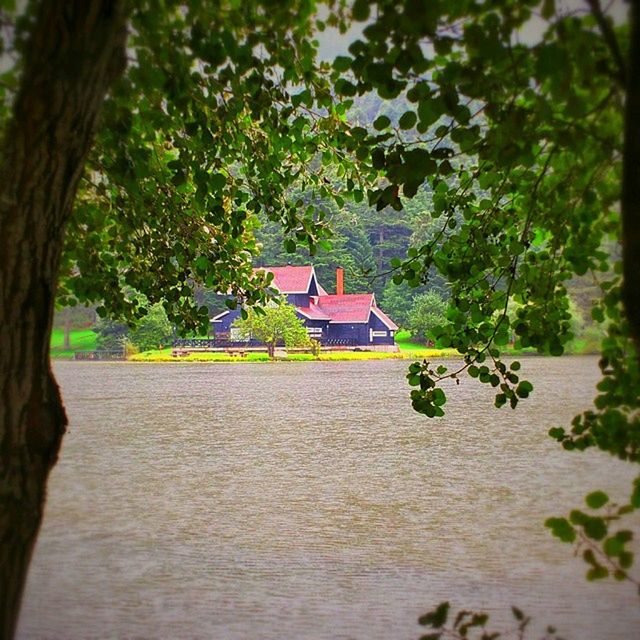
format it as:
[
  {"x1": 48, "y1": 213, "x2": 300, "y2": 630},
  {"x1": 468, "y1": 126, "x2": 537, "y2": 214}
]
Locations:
[{"x1": 585, "y1": 0, "x2": 627, "y2": 86}]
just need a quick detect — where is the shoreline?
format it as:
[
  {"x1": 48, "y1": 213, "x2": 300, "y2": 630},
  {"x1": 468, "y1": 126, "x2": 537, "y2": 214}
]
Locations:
[{"x1": 51, "y1": 347, "x2": 599, "y2": 364}]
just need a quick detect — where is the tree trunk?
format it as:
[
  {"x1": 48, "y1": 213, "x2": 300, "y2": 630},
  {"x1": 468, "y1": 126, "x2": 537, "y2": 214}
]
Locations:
[
  {"x1": 0, "y1": 2, "x2": 127, "y2": 637},
  {"x1": 63, "y1": 308, "x2": 72, "y2": 351},
  {"x1": 622, "y1": 0, "x2": 640, "y2": 357}
]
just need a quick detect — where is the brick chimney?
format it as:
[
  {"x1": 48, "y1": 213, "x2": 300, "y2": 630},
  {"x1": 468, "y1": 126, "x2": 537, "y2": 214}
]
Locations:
[{"x1": 336, "y1": 267, "x2": 344, "y2": 295}]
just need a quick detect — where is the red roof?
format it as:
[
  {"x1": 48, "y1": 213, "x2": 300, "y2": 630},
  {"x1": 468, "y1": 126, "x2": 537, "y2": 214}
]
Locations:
[
  {"x1": 297, "y1": 304, "x2": 332, "y2": 321},
  {"x1": 315, "y1": 294, "x2": 375, "y2": 323},
  {"x1": 256, "y1": 266, "x2": 315, "y2": 293},
  {"x1": 248, "y1": 265, "x2": 398, "y2": 328}
]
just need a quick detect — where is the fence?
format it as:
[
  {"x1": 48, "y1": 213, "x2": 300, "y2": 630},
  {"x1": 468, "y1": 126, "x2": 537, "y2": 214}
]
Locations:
[
  {"x1": 172, "y1": 337, "x2": 359, "y2": 349},
  {"x1": 74, "y1": 350, "x2": 126, "y2": 361}
]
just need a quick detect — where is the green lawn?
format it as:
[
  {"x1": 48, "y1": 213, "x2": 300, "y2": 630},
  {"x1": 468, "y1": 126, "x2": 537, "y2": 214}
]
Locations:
[
  {"x1": 131, "y1": 350, "x2": 409, "y2": 362},
  {"x1": 130, "y1": 341, "x2": 459, "y2": 363},
  {"x1": 130, "y1": 349, "x2": 272, "y2": 363},
  {"x1": 394, "y1": 329, "x2": 432, "y2": 353},
  {"x1": 393, "y1": 330, "x2": 459, "y2": 359},
  {"x1": 395, "y1": 329, "x2": 599, "y2": 357},
  {"x1": 50, "y1": 328, "x2": 98, "y2": 359}
]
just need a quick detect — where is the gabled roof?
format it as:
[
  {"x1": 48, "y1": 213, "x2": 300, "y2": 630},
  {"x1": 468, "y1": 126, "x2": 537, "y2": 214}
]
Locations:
[
  {"x1": 371, "y1": 305, "x2": 399, "y2": 330},
  {"x1": 296, "y1": 304, "x2": 332, "y2": 321},
  {"x1": 256, "y1": 265, "x2": 317, "y2": 294},
  {"x1": 211, "y1": 309, "x2": 231, "y2": 321},
  {"x1": 315, "y1": 294, "x2": 375, "y2": 323}
]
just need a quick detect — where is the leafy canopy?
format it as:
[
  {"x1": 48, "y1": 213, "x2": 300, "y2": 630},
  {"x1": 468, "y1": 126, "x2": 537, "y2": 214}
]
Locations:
[
  {"x1": 54, "y1": 1, "x2": 368, "y2": 334},
  {"x1": 407, "y1": 291, "x2": 448, "y2": 343}
]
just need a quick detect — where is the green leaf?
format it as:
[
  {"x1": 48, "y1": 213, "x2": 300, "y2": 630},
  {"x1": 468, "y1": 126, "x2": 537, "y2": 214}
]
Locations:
[
  {"x1": 585, "y1": 491, "x2": 609, "y2": 510},
  {"x1": 619, "y1": 551, "x2": 634, "y2": 568},
  {"x1": 419, "y1": 602, "x2": 450, "y2": 628},
  {"x1": 432, "y1": 388, "x2": 447, "y2": 406},
  {"x1": 584, "y1": 517, "x2": 607, "y2": 541},
  {"x1": 545, "y1": 517, "x2": 576, "y2": 543},
  {"x1": 603, "y1": 536, "x2": 624, "y2": 557},
  {"x1": 541, "y1": 0, "x2": 555, "y2": 20},
  {"x1": 586, "y1": 566, "x2": 609, "y2": 581},
  {"x1": 515, "y1": 380, "x2": 533, "y2": 398},
  {"x1": 418, "y1": 97, "x2": 442, "y2": 127},
  {"x1": 373, "y1": 115, "x2": 391, "y2": 130},
  {"x1": 333, "y1": 56, "x2": 352, "y2": 72},
  {"x1": 371, "y1": 147, "x2": 386, "y2": 169},
  {"x1": 631, "y1": 478, "x2": 640, "y2": 508},
  {"x1": 209, "y1": 172, "x2": 226, "y2": 191},
  {"x1": 399, "y1": 110, "x2": 417, "y2": 130},
  {"x1": 352, "y1": 0, "x2": 370, "y2": 21}
]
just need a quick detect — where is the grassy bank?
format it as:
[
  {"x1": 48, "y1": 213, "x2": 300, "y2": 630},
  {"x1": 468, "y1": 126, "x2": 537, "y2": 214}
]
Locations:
[
  {"x1": 128, "y1": 345, "x2": 460, "y2": 363},
  {"x1": 393, "y1": 330, "x2": 599, "y2": 357},
  {"x1": 50, "y1": 328, "x2": 97, "y2": 359},
  {"x1": 130, "y1": 349, "x2": 272, "y2": 363}
]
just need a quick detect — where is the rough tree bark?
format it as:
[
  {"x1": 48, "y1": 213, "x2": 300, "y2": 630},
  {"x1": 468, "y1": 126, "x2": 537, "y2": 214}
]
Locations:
[
  {"x1": 622, "y1": 0, "x2": 640, "y2": 357},
  {"x1": 0, "y1": 2, "x2": 127, "y2": 637}
]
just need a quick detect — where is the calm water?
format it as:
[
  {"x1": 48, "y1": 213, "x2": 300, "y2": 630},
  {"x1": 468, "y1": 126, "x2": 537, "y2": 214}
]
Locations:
[{"x1": 18, "y1": 357, "x2": 640, "y2": 639}]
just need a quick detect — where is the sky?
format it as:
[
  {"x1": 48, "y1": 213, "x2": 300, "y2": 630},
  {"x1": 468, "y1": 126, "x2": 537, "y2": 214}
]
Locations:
[{"x1": 315, "y1": 0, "x2": 629, "y2": 60}]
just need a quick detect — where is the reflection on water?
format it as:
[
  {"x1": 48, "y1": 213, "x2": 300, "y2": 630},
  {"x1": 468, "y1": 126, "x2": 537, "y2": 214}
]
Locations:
[{"x1": 18, "y1": 357, "x2": 640, "y2": 639}]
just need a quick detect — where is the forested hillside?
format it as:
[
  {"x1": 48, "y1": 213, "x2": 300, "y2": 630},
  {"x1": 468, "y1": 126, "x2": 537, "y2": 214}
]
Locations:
[{"x1": 251, "y1": 92, "x2": 446, "y2": 320}]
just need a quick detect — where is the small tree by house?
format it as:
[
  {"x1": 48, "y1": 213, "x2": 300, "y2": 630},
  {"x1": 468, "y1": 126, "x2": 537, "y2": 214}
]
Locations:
[{"x1": 233, "y1": 303, "x2": 311, "y2": 358}]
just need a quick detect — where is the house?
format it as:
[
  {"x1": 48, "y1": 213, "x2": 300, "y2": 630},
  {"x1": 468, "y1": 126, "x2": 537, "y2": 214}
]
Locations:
[{"x1": 211, "y1": 265, "x2": 399, "y2": 350}]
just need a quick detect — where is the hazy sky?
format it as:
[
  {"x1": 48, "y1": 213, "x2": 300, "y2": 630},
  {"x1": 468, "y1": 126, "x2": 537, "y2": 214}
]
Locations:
[{"x1": 316, "y1": 0, "x2": 629, "y2": 61}]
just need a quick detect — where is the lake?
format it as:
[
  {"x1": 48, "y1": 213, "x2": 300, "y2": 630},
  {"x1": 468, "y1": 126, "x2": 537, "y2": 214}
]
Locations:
[{"x1": 17, "y1": 357, "x2": 640, "y2": 639}]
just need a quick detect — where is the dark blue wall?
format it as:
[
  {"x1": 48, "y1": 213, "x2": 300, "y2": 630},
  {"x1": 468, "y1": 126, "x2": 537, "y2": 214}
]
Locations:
[
  {"x1": 328, "y1": 322, "x2": 369, "y2": 344},
  {"x1": 212, "y1": 303, "x2": 396, "y2": 346},
  {"x1": 212, "y1": 308, "x2": 241, "y2": 333},
  {"x1": 287, "y1": 293, "x2": 310, "y2": 307},
  {"x1": 327, "y1": 315, "x2": 394, "y2": 345},
  {"x1": 299, "y1": 317, "x2": 329, "y2": 340},
  {"x1": 368, "y1": 312, "x2": 395, "y2": 345}
]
